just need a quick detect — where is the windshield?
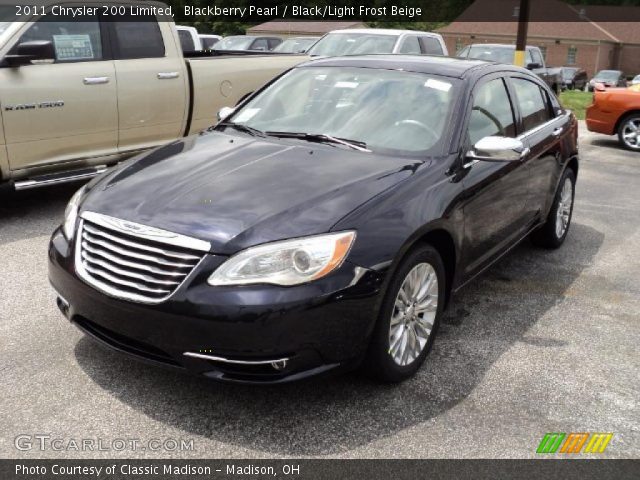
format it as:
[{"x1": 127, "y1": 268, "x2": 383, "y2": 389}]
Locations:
[
  {"x1": 273, "y1": 37, "x2": 317, "y2": 53},
  {"x1": 215, "y1": 36, "x2": 254, "y2": 50},
  {"x1": 307, "y1": 33, "x2": 397, "y2": 56},
  {"x1": 465, "y1": 46, "x2": 515, "y2": 63},
  {"x1": 594, "y1": 70, "x2": 620, "y2": 80},
  {"x1": 562, "y1": 68, "x2": 577, "y2": 79},
  {"x1": 224, "y1": 66, "x2": 458, "y2": 156}
]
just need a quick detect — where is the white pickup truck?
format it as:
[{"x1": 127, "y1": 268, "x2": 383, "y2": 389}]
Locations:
[{"x1": 0, "y1": 1, "x2": 303, "y2": 191}]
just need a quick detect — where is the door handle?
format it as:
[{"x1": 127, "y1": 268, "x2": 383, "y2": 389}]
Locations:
[
  {"x1": 552, "y1": 127, "x2": 563, "y2": 137},
  {"x1": 83, "y1": 77, "x2": 109, "y2": 85},
  {"x1": 157, "y1": 72, "x2": 179, "y2": 80}
]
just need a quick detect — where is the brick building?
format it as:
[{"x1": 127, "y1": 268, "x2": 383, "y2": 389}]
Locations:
[{"x1": 436, "y1": 0, "x2": 640, "y2": 77}]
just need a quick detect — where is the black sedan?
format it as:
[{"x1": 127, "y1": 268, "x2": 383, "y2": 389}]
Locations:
[{"x1": 49, "y1": 56, "x2": 579, "y2": 384}]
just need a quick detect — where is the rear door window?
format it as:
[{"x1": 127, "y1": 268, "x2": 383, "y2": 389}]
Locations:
[
  {"x1": 511, "y1": 78, "x2": 553, "y2": 131},
  {"x1": 111, "y1": 16, "x2": 165, "y2": 59}
]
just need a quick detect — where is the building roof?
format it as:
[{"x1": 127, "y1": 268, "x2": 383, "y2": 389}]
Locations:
[
  {"x1": 436, "y1": 0, "x2": 635, "y2": 44},
  {"x1": 247, "y1": 21, "x2": 366, "y2": 36}
]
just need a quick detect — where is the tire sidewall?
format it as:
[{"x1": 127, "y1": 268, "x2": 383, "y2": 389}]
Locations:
[
  {"x1": 550, "y1": 169, "x2": 576, "y2": 246},
  {"x1": 618, "y1": 114, "x2": 640, "y2": 151},
  {"x1": 366, "y1": 245, "x2": 446, "y2": 382}
]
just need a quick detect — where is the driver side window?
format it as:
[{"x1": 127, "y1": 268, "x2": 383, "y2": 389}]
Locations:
[{"x1": 468, "y1": 78, "x2": 516, "y2": 146}]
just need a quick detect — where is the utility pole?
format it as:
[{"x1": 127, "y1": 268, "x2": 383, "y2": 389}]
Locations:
[{"x1": 514, "y1": 0, "x2": 530, "y2": 67}]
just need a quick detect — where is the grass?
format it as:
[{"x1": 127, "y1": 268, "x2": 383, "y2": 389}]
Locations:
[{"x1": 559, "y1": 90, "x2": 592, "y2": 120}]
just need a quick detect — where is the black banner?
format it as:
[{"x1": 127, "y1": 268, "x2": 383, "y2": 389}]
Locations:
[
  {"x1": 1, "y1": 459, "x2": 640, "y2": 480},
  {"x1": 2, "y1": 0, "x2": 640, "y2": 22}
]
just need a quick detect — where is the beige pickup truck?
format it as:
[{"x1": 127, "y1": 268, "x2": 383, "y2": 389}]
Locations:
[{"x1": 0, "y1": 1, "x2": 304, "y2": 191}]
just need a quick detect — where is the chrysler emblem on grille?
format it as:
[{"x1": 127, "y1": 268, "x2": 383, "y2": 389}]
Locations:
[{"x1": 105, "y1": 217, "x2": 178, "y2": 239}]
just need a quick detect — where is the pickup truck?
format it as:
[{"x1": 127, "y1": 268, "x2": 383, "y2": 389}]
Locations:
[
  {"x1": 457, "y1": 44, "x2": 562, "y2": 94},
  {"x1": 0, "y1": 1, "x2": 303, "y2": 191}
]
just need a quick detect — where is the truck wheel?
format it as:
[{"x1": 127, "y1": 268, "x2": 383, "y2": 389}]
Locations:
[
  {"x1": 362, "y1": 244, "x2": 445, "y2": 383},
  {"x1": 530, "y1": 168, "x2": 575, "y2": 249},
  {"x1": 617, "y1": 113, "x2": 640, "y2": 151}
]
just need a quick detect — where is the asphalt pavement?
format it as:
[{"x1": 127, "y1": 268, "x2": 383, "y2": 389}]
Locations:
[{"x1": 1, "y1": 122, "x2": 638, "y2": 458}]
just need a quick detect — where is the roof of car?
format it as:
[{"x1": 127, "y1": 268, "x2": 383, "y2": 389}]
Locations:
[
  {"x1": 328, "y1": 29, "x2": 441, "y2": 37},
  {"x1": 297, "y1": 55, "x2": 517, "y2": 78}
]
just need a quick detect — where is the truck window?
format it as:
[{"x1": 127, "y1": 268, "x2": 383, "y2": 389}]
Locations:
[
  {"x1": 399, "y1": 36, "x2": 421, "y2": 54},
  {"x1": 531, "y1": 48, "x2": 544, "y2": 66},
  {"x1": 251, "y1": 38, "x2": 269, "y2": 51},
  {"x1": 111, "y1": 16, "x2": 164, "y2": 59},
  {"x1": 178, "y1": 30, "x2": 196, "y2": 52},
  {"x1": 420, "y1": 36, "x2": 444, "y2": 55},
  {"x1": 12, "y1": 16, "x2": 103, "y2": 62},
  {"x1": 468, "y1": 78, "x2": 516, "y2": 145},
  {"x1": 511, "y1": 78, "x2": 552, "y2": 131}
]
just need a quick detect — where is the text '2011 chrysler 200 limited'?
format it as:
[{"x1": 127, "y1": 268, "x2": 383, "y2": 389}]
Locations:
[{"x1": 49, "y1": 55, "x2": 579, "y2": 384}]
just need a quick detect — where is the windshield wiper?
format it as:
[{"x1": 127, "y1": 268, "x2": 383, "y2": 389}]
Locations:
[
  {"x1": 265, "y1": 131, "x2": 371, "y2": 152},
  {"x1": 216, "y1": 122, "x2": 266, "y2": 137}
]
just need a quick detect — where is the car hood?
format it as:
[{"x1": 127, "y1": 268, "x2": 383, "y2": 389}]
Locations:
[{"x1": 82, "y1": 131, "x2": 423, "y2": 254}]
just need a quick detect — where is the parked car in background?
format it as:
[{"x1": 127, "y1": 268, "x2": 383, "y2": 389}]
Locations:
[
  {"x1": 273, "y1": 37, "x2": 319, "y2": 53},
  {"x1": 307, "y1": 29, "x2": 448, "y2": 57},
  {"x1": 561, "y1": 67, "x2": 588, "y2": 90},
  {"x1": 50, "y1": 55, "x2": 578, "y2": 384},
  {"x1": 630, "y1": 74, "x2": 640, "y2": 86},
  {"x1": 457, "y1": 44, "x2": 562, "y2": 93},
  {"x1": 215, "y1": 35, "x2": 282, "y2": 52},
  {"x1": 587, "y1": 86, "x2": 640, "y2": 151},
  {"x1": 0, "y1": 1, "x2": 303, "y2": 192},
  {"x1": 588, "y1": 70, "x2": 626, "y2": 91},
  {"x1": 176, "y1": 25, "x2": 202, "y2": 53},
  {"x1": 199, "y1": 34, "x2": 222, "y2": 50}
]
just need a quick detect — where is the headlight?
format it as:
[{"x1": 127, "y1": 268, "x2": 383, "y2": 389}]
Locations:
[
  {"x1": 208, "y1": 231, "x2": 356, "y2": 286},
  {"x1": 62, "y1": 185, "x2": 87, "y2": 240}
]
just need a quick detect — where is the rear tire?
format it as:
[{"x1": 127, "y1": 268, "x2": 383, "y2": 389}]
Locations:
[
  {"x1": 362, "y1": 244, "x2": 445, "y2": 383},
  {"x1": 617, "y1": 113, "x2": 640, "y2": 151},
  {"x1": 530, "y1": 169, "x2": 576, "y2": 249}
]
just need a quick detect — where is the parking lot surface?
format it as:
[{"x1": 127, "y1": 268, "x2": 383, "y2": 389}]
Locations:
[{"x1": 1, "y1": 122, "x2": 638, "y2": 458}]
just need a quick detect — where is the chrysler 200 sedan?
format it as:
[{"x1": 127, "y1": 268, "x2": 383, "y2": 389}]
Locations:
[{"x1": 49, "y1": 56, "x2": 579, "y2": 384}]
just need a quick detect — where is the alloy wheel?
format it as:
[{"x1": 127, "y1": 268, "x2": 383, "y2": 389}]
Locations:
[
  {"x1": 621, "y1": 118, "x2": 640, "y2": 150},
  {"x1": 555, "y1": 177, "x2": 573, "y2": 238},
  {"x1": 388, "y1": 263, "x2": 438, "y2": 366}
]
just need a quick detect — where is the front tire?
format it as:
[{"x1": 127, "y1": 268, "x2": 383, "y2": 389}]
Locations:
[
  {"x1": 363, "y1": 245, "x2": 445, "y2": 382},
  {"x1": 531, "y1": 169, "x2": 576, "y2": 249},
  {"x1": 617, "y1": 113, "x2": 640, "y2": 151}
]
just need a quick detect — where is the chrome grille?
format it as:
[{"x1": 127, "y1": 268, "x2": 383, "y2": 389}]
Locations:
[{"x1": 75, "y1": 212, "x2": 209, "y2": 304}]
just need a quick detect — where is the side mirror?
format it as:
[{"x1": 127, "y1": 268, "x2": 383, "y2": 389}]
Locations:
[
  {"x1": 5, "y1": 41, "x2": 55, "y2": 67},
  {"x1": 526, "y1": 62, "x2": 541, "y2": 70},
  {"x1": 467, "y1": 136, "x2": 529, "y2": 162},
  {"x1": 217, "y1": 107, "x2": 235, "y2": 122}
]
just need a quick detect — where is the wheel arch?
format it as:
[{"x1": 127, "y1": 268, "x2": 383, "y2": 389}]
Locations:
[
  {"x1": 383, "y1": 225, "x2": 459, "y2": 308},
  {"x1": 614, "y1": 109, "x2": 640, "y2": 136}
]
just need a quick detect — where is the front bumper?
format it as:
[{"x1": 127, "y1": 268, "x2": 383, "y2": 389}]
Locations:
[{"x1": 48, "y1": 228, "x2": 386, "y2": 384}]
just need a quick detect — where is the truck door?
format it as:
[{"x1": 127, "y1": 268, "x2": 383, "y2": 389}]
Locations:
[
  {"x1": 0, "y1": 14, "x2": 118, "y2": 171},
  {"x1": 109, "y1": 17, "x2": 189, "y2": 153}
]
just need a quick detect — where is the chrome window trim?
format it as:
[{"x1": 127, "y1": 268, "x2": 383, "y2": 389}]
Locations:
[
  {"x1": 517, "y1": 111, "x2": 570, "y2": 141},
  {"x1": 81, "y1": 211, "x2": 211, "y2": 252}
]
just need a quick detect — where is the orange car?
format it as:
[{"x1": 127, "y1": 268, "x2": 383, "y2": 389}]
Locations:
[{"x1": 586, "y1": 85, "x2": 640, "y2": 151}]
